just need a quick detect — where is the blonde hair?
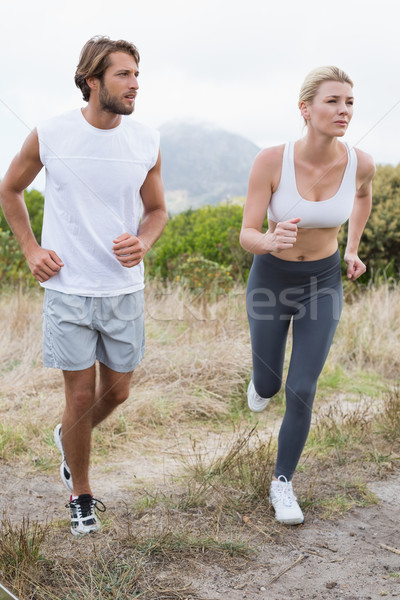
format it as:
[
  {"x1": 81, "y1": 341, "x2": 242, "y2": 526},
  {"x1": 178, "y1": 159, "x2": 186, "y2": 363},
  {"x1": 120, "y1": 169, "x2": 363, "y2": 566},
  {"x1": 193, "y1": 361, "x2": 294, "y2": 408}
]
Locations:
[{"x1": 298, "y1": 66, "x2": 353, "y2": 125}]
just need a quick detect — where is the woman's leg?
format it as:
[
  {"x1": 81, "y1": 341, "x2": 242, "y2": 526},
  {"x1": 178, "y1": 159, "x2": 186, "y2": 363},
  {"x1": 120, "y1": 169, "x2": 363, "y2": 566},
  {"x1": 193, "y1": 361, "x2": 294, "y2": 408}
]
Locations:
[
  {"x1": 248, "y1": 316, "x2": 291, "y2": 398},
  {"x1": 274, "y1": 285, "x2": 343, "y2": 480},
  {"x1": 246, "y1": 256, "x2": 292, "y2": 398}
]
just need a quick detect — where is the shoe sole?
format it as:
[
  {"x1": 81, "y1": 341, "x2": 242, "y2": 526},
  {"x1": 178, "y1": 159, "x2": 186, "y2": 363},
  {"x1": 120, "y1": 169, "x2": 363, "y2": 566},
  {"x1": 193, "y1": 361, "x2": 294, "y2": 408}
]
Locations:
[
  {"x1": 60, "y1": 461, "x2": 73, "y2": 493},
  {"x1": 70, "y1": 526, "x2": 100, "y2": 537},
  {"x1": 247, "y1": 382, "x2": 270, "y2": 412},
  {"x1": 269, "y1": 494, "x2": 304, "y2": 525},
  {"x1": 275, "y1": 516, "x2": 304, "y2": 525},
  {"x1": 248, "y1": 399, "x2": 270, "y2": 412},
  {"x1": 54, "y1": 424, "x2": 74, "y2": 493},
  {"x1": 54, "y1": 424, "x2": 64, "y2": 458}
]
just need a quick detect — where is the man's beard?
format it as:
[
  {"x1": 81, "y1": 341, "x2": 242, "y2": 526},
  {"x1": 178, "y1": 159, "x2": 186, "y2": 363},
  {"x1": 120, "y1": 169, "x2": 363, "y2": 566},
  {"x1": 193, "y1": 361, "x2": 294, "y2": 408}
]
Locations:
[{"x1": 99, "y1": 82, "x2": 134, "y2": 115}]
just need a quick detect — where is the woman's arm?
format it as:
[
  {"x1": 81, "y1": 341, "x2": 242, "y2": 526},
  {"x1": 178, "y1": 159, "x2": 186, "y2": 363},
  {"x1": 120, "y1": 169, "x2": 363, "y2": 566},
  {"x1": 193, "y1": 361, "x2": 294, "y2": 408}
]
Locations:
[
  {"x1": 239, "y1": 145, "x2": 300, "y2": 255},
  {"x1": 344, "y1": 149, "x2": 375, "y2": 280}
]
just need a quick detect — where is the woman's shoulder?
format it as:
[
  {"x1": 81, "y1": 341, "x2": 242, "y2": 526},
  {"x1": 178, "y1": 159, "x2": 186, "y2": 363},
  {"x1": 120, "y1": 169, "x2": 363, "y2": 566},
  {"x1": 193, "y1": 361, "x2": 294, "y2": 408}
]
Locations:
[
  {"x1": 253, "y1": 144, "x2": 286, "y2": 170},
  {"x1": 353, "y1": 147, "x2": 376, "y2": 180},
  {"x1": 249, "y1": 144, "x2": 287, "y2": 191}
]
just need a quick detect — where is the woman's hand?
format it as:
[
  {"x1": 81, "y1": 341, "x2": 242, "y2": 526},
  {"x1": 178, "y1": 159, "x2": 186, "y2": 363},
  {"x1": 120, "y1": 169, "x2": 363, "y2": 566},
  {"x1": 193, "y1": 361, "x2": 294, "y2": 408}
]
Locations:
[
  {"x1": 344, "y1": 252, "x2": 366, "y2": 280},
  {"x1": 264, "y1": 217, "x2": 301, "y2": 253}
]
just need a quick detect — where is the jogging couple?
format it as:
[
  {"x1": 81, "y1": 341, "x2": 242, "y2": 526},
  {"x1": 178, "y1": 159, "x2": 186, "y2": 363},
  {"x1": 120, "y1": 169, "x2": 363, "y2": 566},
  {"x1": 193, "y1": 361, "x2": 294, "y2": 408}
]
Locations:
[{"x1": 0, "y1": 36, "x2": 374, "y2": 535}]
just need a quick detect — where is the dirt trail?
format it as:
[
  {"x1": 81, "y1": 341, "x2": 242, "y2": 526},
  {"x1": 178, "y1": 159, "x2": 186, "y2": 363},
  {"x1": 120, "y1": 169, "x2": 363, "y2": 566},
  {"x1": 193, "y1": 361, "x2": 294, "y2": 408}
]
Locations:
[
  {"x1": 1, "y1": 451, "x2": 400, "y2": 600},
  {"x1": 190, "y1": 475, "x2": 400, "y2": 599}
]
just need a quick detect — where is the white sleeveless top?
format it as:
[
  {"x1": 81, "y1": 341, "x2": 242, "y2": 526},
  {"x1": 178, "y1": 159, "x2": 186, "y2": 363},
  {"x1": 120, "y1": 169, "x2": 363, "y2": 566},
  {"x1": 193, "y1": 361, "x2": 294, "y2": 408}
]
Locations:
[
  {"x1": 37, "y1": 109, "x2": 160, "y2": 296},
  {"x1": 267, "y1": 141, "x2": 357, "y2": 229}
]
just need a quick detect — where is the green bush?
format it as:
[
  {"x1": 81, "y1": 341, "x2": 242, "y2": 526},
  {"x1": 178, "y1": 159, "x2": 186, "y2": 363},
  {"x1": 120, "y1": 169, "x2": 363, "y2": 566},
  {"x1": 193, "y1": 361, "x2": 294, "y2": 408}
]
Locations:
[
  {"x1": 170, "y1": 253, "x2": 234, "y2": 296},
  {"x1": 145, "y1": 203, "x2": 251, "y2": 282},
  {"x1": 0, "y1": 188, "x2": 44, "y2": 243},
  {"x1": 0, "y1": 229, "x2": 35, "y2": 286},
  {"x1": 1, "y1": 164, "x2": 400, "y2": 290},
  {"x1": 338, "y1": 163, "x2": 400, "y2": 281},
  {"x1": 0, "y1": 188, "x2": 43, "y2": 287}
]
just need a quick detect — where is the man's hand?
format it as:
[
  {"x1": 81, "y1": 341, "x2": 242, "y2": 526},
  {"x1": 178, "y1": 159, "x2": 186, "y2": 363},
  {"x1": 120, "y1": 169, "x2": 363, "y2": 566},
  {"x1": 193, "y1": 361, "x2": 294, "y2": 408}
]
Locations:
[
  {"x1": 344, "y1": 252, "x2": 366, "y2": 281},
  {"x1": 112, "y1": 233, "x2": 147, "y2": 268},
  {"x1": 27, "y1": 246, "x2": 64, "y2": 283}
]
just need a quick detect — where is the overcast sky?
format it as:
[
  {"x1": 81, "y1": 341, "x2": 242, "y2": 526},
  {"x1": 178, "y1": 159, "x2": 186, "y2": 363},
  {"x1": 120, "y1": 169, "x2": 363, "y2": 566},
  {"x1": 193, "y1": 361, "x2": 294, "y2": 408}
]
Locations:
[{"x1": 1, "y1": 0, "x2": 399, "y2": 192}]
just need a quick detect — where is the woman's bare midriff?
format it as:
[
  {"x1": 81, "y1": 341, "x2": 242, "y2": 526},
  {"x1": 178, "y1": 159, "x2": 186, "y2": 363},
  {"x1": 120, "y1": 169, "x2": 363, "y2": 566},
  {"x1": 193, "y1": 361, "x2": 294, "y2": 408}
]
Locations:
[{"x1": 268, "y1": 221, "x2": 341, "y2": 261}]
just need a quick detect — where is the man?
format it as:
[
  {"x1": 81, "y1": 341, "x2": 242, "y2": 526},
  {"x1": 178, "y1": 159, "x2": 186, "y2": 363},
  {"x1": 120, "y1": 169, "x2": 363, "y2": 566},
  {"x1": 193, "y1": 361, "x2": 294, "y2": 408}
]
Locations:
[{"x1": 0, "y1": 36, "x2": 167, "y2": 536}]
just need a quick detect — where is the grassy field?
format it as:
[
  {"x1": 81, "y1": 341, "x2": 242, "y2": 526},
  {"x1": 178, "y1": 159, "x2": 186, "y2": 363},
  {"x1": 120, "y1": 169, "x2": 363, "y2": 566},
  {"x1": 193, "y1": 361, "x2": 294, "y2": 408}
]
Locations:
[{"x1": 1, "y1": 282, "x2": 400, "y2": 599}]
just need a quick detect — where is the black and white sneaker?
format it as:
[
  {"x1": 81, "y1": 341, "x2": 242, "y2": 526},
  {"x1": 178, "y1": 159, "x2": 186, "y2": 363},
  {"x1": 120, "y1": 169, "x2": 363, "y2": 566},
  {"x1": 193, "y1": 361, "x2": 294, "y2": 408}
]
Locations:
[
  {"x1": 67, "y1": 494, "x2": 106, "y2": 536},
  {"x1": 54, "y1": 423, "x2": 73, "y2": 493}
]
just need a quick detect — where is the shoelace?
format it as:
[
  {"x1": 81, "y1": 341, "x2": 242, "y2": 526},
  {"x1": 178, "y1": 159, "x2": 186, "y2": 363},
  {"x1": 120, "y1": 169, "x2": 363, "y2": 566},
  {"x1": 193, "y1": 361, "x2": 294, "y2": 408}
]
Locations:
[
  {"x1": 250, "y1": 381, "x2": 266, "y2": 403},
  {"x1": 66, "y1": 496, "x2": 107, "y2": 517},
  {"x1": 92, "y1": 497, "x2": 106, "y2": 513},
  {"x1": 276, "y1": 475, "x2": 296, "y2": 507}
]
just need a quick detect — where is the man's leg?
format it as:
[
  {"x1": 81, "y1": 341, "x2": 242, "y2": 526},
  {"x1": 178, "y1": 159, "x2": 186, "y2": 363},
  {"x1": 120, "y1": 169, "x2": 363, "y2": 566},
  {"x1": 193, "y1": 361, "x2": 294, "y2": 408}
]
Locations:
[
  {"x1": 62, "y1": 366, "x2": 96, "y2": 497},
  {"x1": 61, "y1": 363, "x2": 133, "y2": 496},
  {"x1": 92, "y1": 363, "x2": 134, "y2": 427}
]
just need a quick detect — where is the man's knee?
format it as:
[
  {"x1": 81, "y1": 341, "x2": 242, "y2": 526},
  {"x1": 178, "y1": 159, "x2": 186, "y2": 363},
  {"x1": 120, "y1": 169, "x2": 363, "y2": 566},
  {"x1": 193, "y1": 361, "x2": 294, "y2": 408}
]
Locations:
[
  {"x1": 102, "y1": 386, "x2": 130, "y2": 406},
  {"x1": 66, "y1": 389, "x2": 96, "y2": 416}
]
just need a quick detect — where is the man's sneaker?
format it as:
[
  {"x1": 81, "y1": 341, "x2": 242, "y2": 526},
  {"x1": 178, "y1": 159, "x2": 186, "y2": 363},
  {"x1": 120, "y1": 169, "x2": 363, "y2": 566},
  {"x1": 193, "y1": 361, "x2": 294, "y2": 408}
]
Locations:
[
  {"x1": 67, "y1": 494, "x2": 106, "y2": 536},
  {"x1": 247, "y1": 379, "x2": 270, "y2": 412},
  {"x1": 269, "y1": 475, "x2": 304, "y2": 525},
  {"x1": 54, "y1": 424, "x2": 73, "y2": 493}
]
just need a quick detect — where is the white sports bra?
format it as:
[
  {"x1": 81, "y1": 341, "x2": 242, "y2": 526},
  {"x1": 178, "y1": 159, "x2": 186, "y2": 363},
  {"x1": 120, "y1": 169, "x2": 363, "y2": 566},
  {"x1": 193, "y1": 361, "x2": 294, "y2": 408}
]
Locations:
[{"x1": 267, "y1": 141, "x2": 357, "y2": 229}]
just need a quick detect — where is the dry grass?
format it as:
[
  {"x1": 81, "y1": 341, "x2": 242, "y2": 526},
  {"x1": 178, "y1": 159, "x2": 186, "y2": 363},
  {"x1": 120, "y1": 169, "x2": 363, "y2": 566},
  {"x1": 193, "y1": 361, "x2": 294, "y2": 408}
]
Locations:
[
  {"x1": 1, "y1": 281, "x2": 400, "y2": 598},
  {"x1": 133, "y1": 283, "x2": 250, "y2": 421},
  {"x1": 331, "y1": 282, "x2": 400, "y2": 377},
  {"x1": 0, "y1": 508, "x2": 253, "y2": 600},
  {"x1": 174, "y1": 426, "x2": 276, "y2": 511},
  {"x1": 0, "y1": 517, "x2": 49, "y2": 598},
  {"x1": 0, "y1": 288, "x2": 61, "y2": 395},
  {"x1": 1, "y1": 281, "x2": 400, "y2": 463},
  {"x1": 0, "y1": 284, "x2": 250, "y2": 467},
  {"x1": 376, "y1": 386, "x2": 400, "y2": 445},
  {"x1": 0, "y1": 283, "x2": 250, "y2": 433},
  {"x1": 2, "y1": 281, "x2": 399, "y2": 410}
]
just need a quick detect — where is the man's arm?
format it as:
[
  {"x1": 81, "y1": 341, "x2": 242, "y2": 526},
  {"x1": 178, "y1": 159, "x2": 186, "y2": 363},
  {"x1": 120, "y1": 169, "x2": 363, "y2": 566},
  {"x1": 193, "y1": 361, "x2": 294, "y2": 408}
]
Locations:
[
  {"x1": 344, "y1": 150, "x2": 375, "y2": 281},
  {"x1": 0, "y1": 129, "x2": 64, "y2": 282},
  {"x1": 112, "y1": 150, "x2": 168, "y2": 267}
]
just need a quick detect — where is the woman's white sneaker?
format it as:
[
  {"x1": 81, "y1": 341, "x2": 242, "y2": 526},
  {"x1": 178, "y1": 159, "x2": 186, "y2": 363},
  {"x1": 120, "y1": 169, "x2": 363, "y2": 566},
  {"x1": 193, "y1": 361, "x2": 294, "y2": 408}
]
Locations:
[
  {"x1": 269, "y1": 476, "x2": 304, "y2": 525},
  {"x1": 247, "y1": 379, "x2": 270, "y2": 412}
]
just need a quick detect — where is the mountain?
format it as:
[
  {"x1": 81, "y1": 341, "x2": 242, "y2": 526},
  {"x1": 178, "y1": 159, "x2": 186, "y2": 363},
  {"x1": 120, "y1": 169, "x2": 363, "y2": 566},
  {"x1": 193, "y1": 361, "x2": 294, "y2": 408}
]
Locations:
[{"x1": 159, "y1": 121, "x2": 260, "y2": 213}]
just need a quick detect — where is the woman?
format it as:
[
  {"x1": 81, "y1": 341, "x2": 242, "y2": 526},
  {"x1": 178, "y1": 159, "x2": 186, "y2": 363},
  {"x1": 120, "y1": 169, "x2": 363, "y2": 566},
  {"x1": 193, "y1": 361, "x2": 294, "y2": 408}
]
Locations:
[{"x1": 240, "y1": 66, "x2": 375, "y2": 525}]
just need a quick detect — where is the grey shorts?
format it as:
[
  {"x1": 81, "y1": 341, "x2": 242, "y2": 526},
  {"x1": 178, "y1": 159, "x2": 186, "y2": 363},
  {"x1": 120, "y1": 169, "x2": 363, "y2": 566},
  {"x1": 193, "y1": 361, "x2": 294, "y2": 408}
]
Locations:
[{"x1": 42, "y1": 289, "x2": 145, "y2": 373}]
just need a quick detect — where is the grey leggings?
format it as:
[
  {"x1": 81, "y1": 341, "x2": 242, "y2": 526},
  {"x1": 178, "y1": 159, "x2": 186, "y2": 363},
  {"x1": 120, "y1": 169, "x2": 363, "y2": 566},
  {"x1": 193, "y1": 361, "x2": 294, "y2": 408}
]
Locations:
[{"x1": 246, "y1": 249, "x2": 343, "y2": 481}]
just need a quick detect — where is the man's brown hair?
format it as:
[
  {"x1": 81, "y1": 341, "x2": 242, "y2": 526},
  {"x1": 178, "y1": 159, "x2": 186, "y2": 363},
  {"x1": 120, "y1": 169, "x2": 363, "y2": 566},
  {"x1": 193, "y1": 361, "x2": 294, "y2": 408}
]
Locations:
[{"x1": 75, "y1": 35, "x2": 140, "y2": 102}]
